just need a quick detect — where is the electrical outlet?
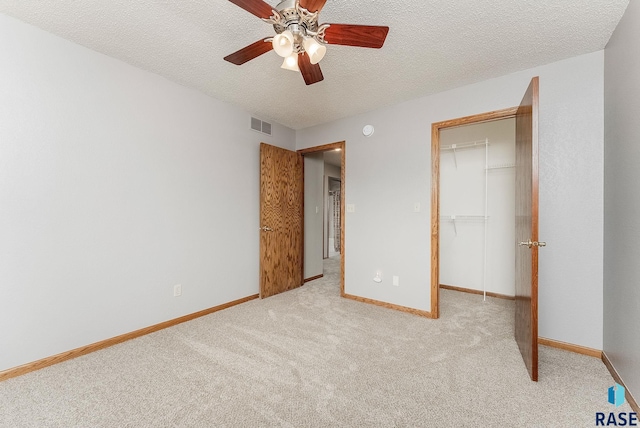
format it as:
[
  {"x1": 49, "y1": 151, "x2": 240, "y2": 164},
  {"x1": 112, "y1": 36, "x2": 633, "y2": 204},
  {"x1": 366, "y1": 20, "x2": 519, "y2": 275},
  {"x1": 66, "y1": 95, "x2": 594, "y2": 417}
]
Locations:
[
  {"x1": 173, "y1": 284, "x2": 182, "y2": 297},
  {"x1": 393, "y1": 276, "x2": 399, "y2": 287}
]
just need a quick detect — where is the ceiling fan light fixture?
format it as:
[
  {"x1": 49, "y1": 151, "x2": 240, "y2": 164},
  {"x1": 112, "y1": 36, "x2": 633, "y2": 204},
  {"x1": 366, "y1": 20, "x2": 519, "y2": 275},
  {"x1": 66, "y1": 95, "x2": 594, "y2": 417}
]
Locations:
[
  {"x1": 281, "y1": 53, "x2": 300, "y2": 72},
  {"x1": 225, "y1": 0, "x2": 390, "y2": 86},
  {"x1": 272, "y1": 30, "x2": 294, "y2": 57},
  {"x1": 303, "y1": 37, "x2": 326, "y2": 64}
]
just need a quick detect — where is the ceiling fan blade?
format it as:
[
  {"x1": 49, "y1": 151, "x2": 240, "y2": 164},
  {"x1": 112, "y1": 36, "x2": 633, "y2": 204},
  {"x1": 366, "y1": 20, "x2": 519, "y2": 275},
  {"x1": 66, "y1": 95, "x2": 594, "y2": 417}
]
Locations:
[
  {"x1": 224, "y1": 39, "x2": 273, "y2": 65},
  {"x1": 298, "y1": 52, "x2": 324, "y2": 85},
  {"x1": 228, "y1": 0, "x2": 275, "y2": 19},
  {"x1": 299, "y1": 0, "x2": 327, "y2": 13},
  {"x1": 323, "y1": 24, "x2": 390, "y2": 48}
]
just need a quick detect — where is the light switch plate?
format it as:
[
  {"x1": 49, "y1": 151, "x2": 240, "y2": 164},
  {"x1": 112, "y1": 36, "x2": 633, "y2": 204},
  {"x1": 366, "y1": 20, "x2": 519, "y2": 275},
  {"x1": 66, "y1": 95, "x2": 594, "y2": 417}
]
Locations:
[{"x1": 347, "y1": 204, "x2": 355, "y2": 213}]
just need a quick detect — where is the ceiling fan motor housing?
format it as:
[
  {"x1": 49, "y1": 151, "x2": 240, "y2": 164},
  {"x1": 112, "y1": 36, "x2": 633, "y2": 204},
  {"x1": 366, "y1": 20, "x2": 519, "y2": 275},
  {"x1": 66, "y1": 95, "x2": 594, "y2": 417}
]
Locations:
[{"x1": 272, "y1": 0, "x2": 321, "y2": 46}]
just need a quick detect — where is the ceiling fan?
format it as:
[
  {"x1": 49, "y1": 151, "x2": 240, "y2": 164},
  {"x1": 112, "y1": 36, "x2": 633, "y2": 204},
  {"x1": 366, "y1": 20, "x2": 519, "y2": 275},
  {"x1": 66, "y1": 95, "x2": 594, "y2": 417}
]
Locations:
[{"x1": 224, "y1": 0, "x2": 390, "y2": 85}]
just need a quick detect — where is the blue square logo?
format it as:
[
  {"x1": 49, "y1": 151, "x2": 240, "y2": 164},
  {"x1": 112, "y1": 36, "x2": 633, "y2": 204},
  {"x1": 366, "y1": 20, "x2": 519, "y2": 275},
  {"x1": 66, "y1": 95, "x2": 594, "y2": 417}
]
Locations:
[{"x1": 608, "y1": 383, "x2": 626, "y2": 407}]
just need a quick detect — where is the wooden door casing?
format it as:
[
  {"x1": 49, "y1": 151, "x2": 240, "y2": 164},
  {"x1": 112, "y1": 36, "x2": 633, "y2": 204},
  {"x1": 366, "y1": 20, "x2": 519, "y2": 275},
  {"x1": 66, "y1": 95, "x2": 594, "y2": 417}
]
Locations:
[
  {"x1": 514, "y1": 77, "x2": 540, "y2": 381},
  {"x1": 260, "y1": 143, "x2": 304, "y2": 298}
]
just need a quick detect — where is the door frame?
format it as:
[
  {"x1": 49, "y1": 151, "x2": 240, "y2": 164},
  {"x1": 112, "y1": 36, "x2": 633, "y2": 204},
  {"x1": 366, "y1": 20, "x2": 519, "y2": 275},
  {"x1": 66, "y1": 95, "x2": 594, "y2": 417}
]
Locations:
[
  {"x1": 430, "y1": 108, "x2": 518, "y2": 318},
  {"x1": 298, "y1": 141, "x2": 346, "y2": 296}
]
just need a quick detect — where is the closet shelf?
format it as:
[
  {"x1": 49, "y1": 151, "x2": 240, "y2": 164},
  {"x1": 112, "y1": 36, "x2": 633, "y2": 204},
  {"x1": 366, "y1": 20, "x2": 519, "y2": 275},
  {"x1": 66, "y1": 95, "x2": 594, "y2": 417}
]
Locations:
[
  {"x1": 440, "y1": 139, "x2": 489, "y2": 169},
  {"x1": 440, "y1": 140, "x2": 488, "y2": 151},
  {"x1": 440, "y1": 215, "x2": 488, "y2": 237},
  {"x1": 486, "y1": 163, "x2": 515, "y2": 170},
  {"x1": 440, "y1": 215, "x2": 488, "y2": 220}
]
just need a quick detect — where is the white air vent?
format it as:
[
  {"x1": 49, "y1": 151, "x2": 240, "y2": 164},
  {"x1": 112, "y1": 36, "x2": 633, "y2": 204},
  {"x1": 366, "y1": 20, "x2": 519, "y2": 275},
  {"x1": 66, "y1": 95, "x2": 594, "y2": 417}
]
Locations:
[
  {"x1": 261, "y1": 121, "x2": 272, "y2": 135},
  {"x1": 251, "y1": 117, "x2": 272, "y2": 136},
  {"x1": 251, "y1": 117, "x2": 261, "y2": 132}
]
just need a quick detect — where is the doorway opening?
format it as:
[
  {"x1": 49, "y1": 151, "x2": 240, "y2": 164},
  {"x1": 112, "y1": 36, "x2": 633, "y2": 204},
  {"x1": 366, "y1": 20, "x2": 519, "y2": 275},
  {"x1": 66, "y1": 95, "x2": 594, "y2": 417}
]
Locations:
[
  {"x1": 433, "y1": 79, "x2": 539, "y2": 381},
  {"x1": 299, "y1": 141, "x2": 345, "y2": 296},
  {"x1": 431, "y1": 108, "x2": 518, "y2": 318},
  {"x1": 438, "y1": 118, "x2": 516, "y2": 304}
]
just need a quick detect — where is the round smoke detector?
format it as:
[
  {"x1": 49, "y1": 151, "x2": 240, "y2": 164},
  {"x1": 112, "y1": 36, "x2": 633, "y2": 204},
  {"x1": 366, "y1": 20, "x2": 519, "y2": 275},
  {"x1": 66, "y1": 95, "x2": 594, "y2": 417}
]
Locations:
[{"x1": 362, "y1": 125, "x2": 374, "y2": 137}]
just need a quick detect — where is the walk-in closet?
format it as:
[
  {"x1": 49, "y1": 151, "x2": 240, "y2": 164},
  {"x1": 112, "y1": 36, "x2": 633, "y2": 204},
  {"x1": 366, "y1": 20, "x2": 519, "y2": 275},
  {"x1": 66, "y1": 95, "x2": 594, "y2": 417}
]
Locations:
[{"x1": 439, "y1": 119, "x2": 516, "y2": 299}]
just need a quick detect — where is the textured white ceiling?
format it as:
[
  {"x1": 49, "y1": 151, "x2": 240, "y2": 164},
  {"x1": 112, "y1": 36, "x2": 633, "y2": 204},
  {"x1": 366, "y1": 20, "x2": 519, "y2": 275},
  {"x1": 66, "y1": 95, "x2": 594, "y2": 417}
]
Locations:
[{"x1": 0, "y1": 1, "x2": 629, "y2": 129}]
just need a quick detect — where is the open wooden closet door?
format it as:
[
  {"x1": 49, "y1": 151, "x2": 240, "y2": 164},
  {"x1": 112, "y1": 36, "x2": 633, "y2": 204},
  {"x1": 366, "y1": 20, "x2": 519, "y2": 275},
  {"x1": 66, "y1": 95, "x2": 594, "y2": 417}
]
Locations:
[{"x1": 514, "y1": 77, "x2": 543, "y2": 381}]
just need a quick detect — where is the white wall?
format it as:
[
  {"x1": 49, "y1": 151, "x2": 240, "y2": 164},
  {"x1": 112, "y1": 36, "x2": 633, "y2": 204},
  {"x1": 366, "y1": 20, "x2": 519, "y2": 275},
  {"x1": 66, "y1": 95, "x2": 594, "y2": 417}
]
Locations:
[
  {"x1": 440, "y1": 119, "x2": 516, "y2": 296},
  {"x1": 0, "y1": 14, "x2": 295, "y2": 372},
  {"x1": 324, "y1": 163, "x2": 341, "y2": 180},
  {"x1": 303, "y1": 153, "x2": 324, "y2": 279},
  {"x1": 297, "y1": 51, "x2": 604, "y2": 349},
  {"x1": 604, "y1": 0, "x2": 640, "y2": 400}
]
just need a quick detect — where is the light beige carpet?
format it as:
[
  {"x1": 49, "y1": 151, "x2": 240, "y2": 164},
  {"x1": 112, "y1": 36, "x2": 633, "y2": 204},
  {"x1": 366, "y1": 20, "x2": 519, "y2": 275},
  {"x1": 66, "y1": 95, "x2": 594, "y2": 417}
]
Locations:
[{"x1": 0, "y1": 256, "x2": 632, "y2": 427}]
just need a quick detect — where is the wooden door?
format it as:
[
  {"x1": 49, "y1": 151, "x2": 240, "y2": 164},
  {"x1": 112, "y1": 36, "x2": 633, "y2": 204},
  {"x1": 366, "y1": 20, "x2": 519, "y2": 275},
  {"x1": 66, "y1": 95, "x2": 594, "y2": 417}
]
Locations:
[
  {"x1": 514, "y1": 77, "x2": 540, "y2": 381},
  {"x1": 260, "y1": 143, "x2": 304, "y2": 298}
]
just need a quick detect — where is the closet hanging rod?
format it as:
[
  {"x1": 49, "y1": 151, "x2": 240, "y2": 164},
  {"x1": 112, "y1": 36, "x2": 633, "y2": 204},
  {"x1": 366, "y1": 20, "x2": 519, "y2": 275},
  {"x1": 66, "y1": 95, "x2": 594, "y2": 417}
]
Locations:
[{"x1": 440, "y1": 140, "x2": 489, "y2": 151}]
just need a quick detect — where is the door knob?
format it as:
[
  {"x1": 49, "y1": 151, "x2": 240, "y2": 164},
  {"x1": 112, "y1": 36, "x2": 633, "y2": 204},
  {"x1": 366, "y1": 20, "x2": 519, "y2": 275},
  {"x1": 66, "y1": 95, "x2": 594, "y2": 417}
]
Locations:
[
  {"x1": 518, "y1": 239, "x2": 546, "y2": 248},
  {"x1": 259, "y1": 226, "x2": 273, "y2": 232}
]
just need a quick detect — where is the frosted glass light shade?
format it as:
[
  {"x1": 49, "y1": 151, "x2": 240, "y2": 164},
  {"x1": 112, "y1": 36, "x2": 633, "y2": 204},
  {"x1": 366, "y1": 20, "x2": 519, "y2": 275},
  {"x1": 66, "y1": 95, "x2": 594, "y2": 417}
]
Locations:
[
  {"x1": 272, "y1": 30, "x2": 294, "y2": 57},
  {"x1": 281, "y1": 53, "x2": 299, "y2": 72},
  {"x1": 303, "y1": 37, "x2": 326, "y2": 64}
]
